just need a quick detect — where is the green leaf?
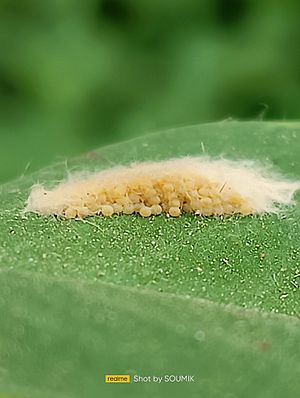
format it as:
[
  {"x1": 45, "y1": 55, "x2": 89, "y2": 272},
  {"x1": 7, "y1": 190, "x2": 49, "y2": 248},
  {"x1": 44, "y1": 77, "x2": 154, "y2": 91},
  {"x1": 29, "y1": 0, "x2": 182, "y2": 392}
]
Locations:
[{"x1": 0, "y1": 121, "x2": 300, "y2": 397}]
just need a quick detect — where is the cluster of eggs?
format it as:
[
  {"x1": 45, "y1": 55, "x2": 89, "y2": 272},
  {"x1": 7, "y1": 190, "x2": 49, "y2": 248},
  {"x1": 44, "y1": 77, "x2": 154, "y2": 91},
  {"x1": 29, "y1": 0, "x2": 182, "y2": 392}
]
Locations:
[{"x1": 63, "y1": 175, "x2": 251, "y2": 219}]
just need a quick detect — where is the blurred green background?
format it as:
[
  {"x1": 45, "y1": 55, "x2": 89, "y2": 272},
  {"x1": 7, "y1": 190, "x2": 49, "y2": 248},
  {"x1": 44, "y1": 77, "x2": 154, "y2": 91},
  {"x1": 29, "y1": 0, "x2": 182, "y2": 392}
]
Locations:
[{"x1": 0, "y1": 0, "x2": 299, "y2": 183}]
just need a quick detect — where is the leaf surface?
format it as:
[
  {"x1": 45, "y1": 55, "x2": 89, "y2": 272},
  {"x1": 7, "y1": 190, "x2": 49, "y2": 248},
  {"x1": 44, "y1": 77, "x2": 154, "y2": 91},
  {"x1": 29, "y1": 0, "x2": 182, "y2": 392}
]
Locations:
[{"x1": 0, "y1": 121, "x2": 300, "y2": 397}]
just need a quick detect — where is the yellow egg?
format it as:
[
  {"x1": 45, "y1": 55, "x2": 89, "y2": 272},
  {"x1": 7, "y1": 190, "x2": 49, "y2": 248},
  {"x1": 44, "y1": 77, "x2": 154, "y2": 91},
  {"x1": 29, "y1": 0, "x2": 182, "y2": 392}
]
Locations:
[
  {"x1": 169, "y1": 207, "x2": 181, "y2": 217},
  {"x1": 123, "y1": 204, "x2": 135, "y2": 214},
  {"x1": 102, "y1": 205, "x2": 114, "y2": 216},
  {"x1": 139, "y1": 206, "x2": 151, "y2": 217},
  {"x1": 151, "y1": 204, "x2": 162, "y2": 215},
  {"x1": 64, "y1": 207, "x2": 77, "y2": 219},
  {"x1": 169, "y1": 198, "x2": 181, "y2": 207}
]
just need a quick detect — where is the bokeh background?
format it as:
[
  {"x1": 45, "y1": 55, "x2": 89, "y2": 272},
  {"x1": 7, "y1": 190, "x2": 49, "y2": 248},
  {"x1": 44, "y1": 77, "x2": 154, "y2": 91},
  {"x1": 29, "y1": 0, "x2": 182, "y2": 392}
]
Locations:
[{"x1": 0, "y1": 0, "x2": 299, "y2": 183}]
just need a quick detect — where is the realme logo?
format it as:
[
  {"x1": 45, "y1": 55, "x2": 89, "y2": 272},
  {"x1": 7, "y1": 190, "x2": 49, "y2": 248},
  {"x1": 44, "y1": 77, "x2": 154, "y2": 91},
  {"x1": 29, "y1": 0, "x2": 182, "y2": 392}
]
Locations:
[{"x1": 105, "y1": 375, "x2": 131, "y2": 383}]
